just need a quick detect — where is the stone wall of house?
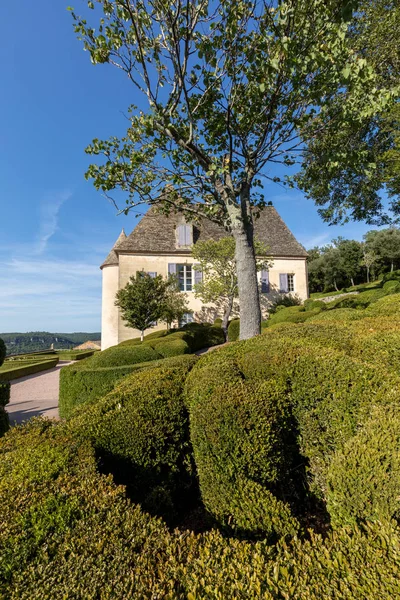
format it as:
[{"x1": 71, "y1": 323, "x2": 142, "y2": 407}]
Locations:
[
  {"x1": 100, "y1": 253, "x2": 309, "y2": 348},
  {"x1": 101, "y1": 264, "x2": 120, "y2": 350}
]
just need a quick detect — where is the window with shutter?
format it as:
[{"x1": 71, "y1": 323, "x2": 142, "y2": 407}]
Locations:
[
  {"x1": 261, "y1": 269, "x2": 269, "y2": 293},
  {"x1": 184, "y1": 224, "x2": 193, "y2": 245},
  {"x1": 147, "y1": 272, "x2": 157, "y2": 278},
  {"x1": 279, "y1": 273, "x2": 289, "y2": 293},
  {"x1": 177, "y1": 224, "x2": 193, "y2": 246},
  {"x1": 194, "y1": 265, "x2": 203, "y2": 285},
  {"x1": 168, "y1": 263, "x2": 177, "y2": 275}
]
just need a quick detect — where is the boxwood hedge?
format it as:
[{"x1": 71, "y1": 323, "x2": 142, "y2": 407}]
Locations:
[
  {"x1": 59, "y1": 323, "x2": 224, "y2": 419},
  {"x1": 69, "y1": 355, "x2": 198, "y2": 521},
  {"x1": 2, "y1": 419, "x2": 400, "y2": 598}
]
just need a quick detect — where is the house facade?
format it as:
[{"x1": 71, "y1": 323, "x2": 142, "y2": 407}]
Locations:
[{"x1": 100, "y1": 206, "x2": 308, "y2": 349}]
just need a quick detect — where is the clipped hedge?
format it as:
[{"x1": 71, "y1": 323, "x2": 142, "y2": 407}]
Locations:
[
  {"x1": 55, "y1": 349, "x2": 95, "y2": 360},
  {"x1": 185, "y1": 343, "x2": 302, "y2": 540},
  {"x1": 0, "y1": 419, "x2": 178, "y2": 599},
  {"x1": 227, "y1": 319, "x2": 240, "y2": 342},
  {"x1": 70, "y1": 355, "x2": 198, "y2": 521},
  {"x1": 327, "y1": 404, "x2": 400, "y2": 528},
  {"x1": 59, "y1": 324, "x2": 224, "y2": 418},
  {"x1": 266, "y1": 306, "x2": 321, "y2": 327},
  {"x1": 0, "y1": 358, "x2": 59, "y2": 382},
  {"x1": 366, "y1": 293, "x2": 400, "y2": 316},
  {"x1": 2, "y1": 419, "x2": 400, "y2": 598}
]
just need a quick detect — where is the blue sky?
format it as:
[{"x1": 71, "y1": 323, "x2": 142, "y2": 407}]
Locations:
[{"x1": 0, "y1": 1, "x2": 387, "y2": 332}]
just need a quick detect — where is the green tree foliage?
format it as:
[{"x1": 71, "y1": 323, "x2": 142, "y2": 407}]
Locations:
[
  {"x1": 115, "y1": 272, "x2": 170, "y2": 341},
  {"x1": 364, "y1": 227, "x2": 400, "y2": 272},
  {"x1": 299, "y1": 0, "x2": 400, "y2": 223},
  {"x1": 192, "y1": 237, "x2": 269, "y2": 336},
  {"x1": 159, "y1": 276, "x2": 189, "y2": 329},
  {"x1": 360, "y1": 243, "x2": 378, "y2": 283},
  {"x1": 70, "y1": 0, "x2": 393, "y2": 340}
]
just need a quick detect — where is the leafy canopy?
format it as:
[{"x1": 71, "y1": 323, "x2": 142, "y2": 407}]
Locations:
[
  {"x1": 115, "y1": 272, "x2": 169, "y2": 335},
  {"x1": 69, "y1": 0, "x2": 394, "y2": 226}
]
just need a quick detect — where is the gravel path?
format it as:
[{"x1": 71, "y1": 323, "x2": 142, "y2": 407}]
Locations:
[{"x1": 7, "y1": 361, "x2": 73, "y2": 425}]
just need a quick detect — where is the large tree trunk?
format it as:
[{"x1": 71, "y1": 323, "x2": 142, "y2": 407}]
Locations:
[
  {"x1": 222, "y1": 295, "x2": 234, "y2": 340},
  {"x1": 228, "y1": 198, "x2": 261, "y2": 340}
]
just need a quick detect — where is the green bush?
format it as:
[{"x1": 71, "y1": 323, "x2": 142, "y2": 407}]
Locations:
[
  {"x1": 151, "y1": 337, "x2": 190, "y2": 358},
  {"x1": 0, "y1": 419, "x2": 179, "y2": 599},
  {"x1": 267, "y1": 306, "x2": 321, "y2": 327},
  {"x1": 0, "y1": 382, "x2": 10, "y2": 408},
  {"x1": 185, "y1": 344, "x2": 301, "y2": 540},
  {"x1": 85, "y1": 344, "x2": 159, "y2": 368},
  {"x1": 59, "y1": 324, "x2": 224, "y2": 418},
  {"x1": 214, "y1": 317, "x2": 222, "y2": 326},
  {"x1": 308, "y1": 308, "x2": 363, "y2": 322},
  {"x1": 0, "y1": 339, "x2": 6, "y2": 367},
  {"x1": 70, "y1": 355, "x2": 198, "y2": 521},
  {"x1": 0, "y1": 358, "x2": 59, "y2": 382},
  {"x1": 55, "y1": 350, "x2": 95, "y2": 360},
  {"x1": 227, "y1": 319, "x2": 240, "y2": 342},
  {"x1": 330, "y1": 289, "x2": 386, "y2": 310},
  {"x1": 269, "y1": 294, "x2": 302, "y2": 314},
  {"x1": 383, "y1": 269, "x2": 400, "y2": 283},
  {"x1": 366, "y1": 293, "x2": 400, "y2": 316},
  {"x1": 2, "y1": 420, "x2": 400, "y2": 598},
  {"x1": 303, "y1": 299, "x2": 327, "y2": 311},
  {"x1": 327, "y1": 404, "x2": 400, "y2": 528},
  {"x1": 383, "y1": 280, "x2": 400, "y2": 294}
]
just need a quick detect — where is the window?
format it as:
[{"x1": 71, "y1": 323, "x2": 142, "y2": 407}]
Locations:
[
  {"x1": 147, "y1": 272, "x2": 157, "y2": 278},
  {"x1": 287, "y1": 274, "x2": 295, "y2": 292},
  {"x1": 177, "y1": 264, "x2": 192, "y2": 291},
  {"x1": 179, "y1": 312, "x2": 194, "y2": 328},
  {"x1": 177, "y1": 224, "x2": 193, "y2": 247}
]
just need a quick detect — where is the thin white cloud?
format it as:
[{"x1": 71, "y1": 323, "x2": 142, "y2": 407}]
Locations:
[
  {"x1": 297, "y1": 232, "x2": 331, "y2": 249},
  {"x1": 35, "y1": 190, "x2": 72, "y2": 255}
]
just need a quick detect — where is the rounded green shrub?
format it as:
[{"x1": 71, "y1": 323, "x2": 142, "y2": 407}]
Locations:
[
  {"x1": 308, "y1": 308, "x2": 362, "y2": 322},
  {"x1": 303, "y1": 299, "x2": 327, "y2": 312},
  {"x1": 383, "y1": 280, "x2": 400, "y2": 294},
  {"x1": 214, "y1": 317, "x2": 223, "y2": 326},
  {"x1": 366, "y1": 294, "x2": 400, "y2": 316},
  {"x1": 267, "y1": 306, "x2": 321, "y2": 327},
  {"x1": 185, "y1": 344, "x2": 301, "y2": 540},
  {"x1": 383, "y1": 269, "x2": 400, "y2": 283},
  {"x1": 86, "y1": 344, "x2": 159, "y2": 368},
  {"x1": 227, "y1": 319, "x2": 240, "y2": 342},
  {"x1": 151, "y1": 337, "x2": 190, "y2": 358},
  {"x1": 327, "y1": 404, "x2": 400, "y2": 528},
  {"x1": 70, "y1": 355, "x2": 198, "y2": 521}
]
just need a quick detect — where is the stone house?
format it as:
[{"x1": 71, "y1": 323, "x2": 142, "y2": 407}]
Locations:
[{"x1": 100, "y1": 206, "x2": 308, "y2": 349}]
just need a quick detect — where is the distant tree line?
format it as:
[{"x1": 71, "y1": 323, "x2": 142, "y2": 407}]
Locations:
[
  {"x1": 308, "y1": 227, "x2": 400, "y2": 293},
  {"x1": 1, "y1": 332, "x2": 101, "y2": 356}
]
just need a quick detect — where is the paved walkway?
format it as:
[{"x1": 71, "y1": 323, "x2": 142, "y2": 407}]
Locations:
[{"x1": 6, "y1": 361, "x2": 73, "y2": 425}]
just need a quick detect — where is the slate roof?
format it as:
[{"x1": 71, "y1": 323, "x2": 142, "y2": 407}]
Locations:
[
  {"x1": 101, "y1": 206, "x2": 307, "y2": 266},
  {"x1": 100, "y1": 229, "x2": 127, "y2": 268}
]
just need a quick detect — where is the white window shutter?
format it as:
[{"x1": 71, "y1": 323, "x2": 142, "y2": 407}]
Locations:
[
  {"x1": 279, "y1": 273, "x2": 288, "y2": 293},
  {"x1": 261, "y1": 270, "x2": 269, "y2": 293}
]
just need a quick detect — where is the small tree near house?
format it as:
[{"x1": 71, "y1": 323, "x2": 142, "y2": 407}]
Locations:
[
  {"x1": 192, "y1": 237, "x2": 270, "y2": 337},
  {"x1": 160, "y1": 276, "x2": 189, "y2": 330},
  {"x1": 115, "y1": 272, "x2": 169, "y2": 341}
]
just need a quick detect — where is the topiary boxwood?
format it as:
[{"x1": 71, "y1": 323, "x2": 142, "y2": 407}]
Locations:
[{"x1": 70, "y1": 355, "x2": 198, "y2": 522}]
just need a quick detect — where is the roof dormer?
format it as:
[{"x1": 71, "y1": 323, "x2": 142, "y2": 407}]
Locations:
[{"x1": 176, "y1": 219, "x2": 193, "y2": 248}]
